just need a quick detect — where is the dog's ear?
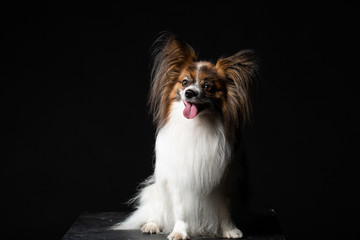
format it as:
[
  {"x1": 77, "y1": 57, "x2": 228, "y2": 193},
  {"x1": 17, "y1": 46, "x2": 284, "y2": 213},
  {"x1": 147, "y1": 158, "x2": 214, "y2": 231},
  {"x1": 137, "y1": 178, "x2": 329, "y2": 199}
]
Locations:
[
  {"x1": 151, "y1": 33, "x2": 197, "y2": 77},
  {"x1": 149, "y1": 33, "x2": 197, "y2": 129},
  {"x1": 216, "y1": 50, "x2": 259, "y2": 140}
]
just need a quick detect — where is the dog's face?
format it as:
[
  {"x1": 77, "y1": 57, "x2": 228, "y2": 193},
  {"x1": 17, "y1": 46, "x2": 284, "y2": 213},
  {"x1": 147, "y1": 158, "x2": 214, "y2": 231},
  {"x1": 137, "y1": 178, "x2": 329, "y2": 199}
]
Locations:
[{"x1": 174, "y1": 61, "x2": 227, "y2": 119}]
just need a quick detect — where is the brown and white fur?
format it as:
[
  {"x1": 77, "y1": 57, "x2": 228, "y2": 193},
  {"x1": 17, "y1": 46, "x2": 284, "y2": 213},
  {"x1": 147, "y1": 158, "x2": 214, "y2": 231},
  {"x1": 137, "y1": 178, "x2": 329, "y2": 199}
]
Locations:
[{"x1": 112, "y1": 34, "x2": 258, "y2": 239}]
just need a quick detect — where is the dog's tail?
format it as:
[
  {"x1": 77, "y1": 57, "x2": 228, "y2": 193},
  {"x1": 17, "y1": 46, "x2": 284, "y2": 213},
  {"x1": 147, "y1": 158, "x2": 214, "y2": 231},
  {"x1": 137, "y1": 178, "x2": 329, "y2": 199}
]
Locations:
[
  {"x1": 111, "y1": 208, "x2": 146, "y2": 230},
  {"x1": 111, "y1": 176, "x2": 156, "y2": 230}
]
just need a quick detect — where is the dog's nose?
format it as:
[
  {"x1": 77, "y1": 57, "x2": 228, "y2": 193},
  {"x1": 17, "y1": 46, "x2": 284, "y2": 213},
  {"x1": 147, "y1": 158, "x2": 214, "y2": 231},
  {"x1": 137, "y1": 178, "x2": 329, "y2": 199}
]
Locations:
[{"x1": 185, "y1": 89, "x2": 198, "y2": 98}]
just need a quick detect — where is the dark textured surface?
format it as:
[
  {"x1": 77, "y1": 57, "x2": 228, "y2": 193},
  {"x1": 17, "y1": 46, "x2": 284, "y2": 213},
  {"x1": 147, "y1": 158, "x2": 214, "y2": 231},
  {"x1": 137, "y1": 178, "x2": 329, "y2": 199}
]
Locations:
[{"x1": 62, "y1": 210, "x2": 285, "y2": 240}]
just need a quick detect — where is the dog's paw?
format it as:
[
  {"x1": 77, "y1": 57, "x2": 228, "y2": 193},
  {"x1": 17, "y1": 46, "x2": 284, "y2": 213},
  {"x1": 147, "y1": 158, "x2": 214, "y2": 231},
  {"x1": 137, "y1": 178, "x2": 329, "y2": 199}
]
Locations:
[
  {"x1": 167, "y1": 231, "x2": 190, "y2": 240},
  {"x1": 141, "y1": 222, "x2": 160, "y2": 234},
  {"x1": 222, "y1": 228, "x2": 243, "y2": 239}
]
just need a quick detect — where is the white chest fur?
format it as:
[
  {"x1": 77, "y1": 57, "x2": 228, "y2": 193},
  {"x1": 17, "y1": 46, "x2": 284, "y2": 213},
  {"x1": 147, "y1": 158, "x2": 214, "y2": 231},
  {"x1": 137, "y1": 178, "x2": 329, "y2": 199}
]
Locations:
[{"x1": 154, "y1": 101, "x2": 231, "y2": 194}]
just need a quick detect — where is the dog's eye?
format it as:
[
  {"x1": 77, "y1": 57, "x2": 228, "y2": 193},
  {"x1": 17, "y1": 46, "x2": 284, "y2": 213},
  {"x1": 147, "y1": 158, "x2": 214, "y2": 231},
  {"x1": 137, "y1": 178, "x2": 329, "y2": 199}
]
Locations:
[
  {"x1": 203, "y1": 83, "x2": 212, "y2": 92},
  {"x1": 182, "y1": 79, "x2": 189, "y2": 87}
]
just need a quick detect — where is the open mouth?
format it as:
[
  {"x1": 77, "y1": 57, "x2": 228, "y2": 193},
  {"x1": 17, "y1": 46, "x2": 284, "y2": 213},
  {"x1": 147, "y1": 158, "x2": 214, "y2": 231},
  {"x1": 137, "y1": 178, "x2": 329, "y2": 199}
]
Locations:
[{"x1": 183, "y1": 101, "x2": 207, "y2": 119}]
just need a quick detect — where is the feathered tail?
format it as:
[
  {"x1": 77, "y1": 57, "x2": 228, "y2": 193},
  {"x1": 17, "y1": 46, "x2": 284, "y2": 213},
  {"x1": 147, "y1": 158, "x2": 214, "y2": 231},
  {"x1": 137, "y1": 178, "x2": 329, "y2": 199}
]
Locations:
[
  {"x1": 111, "y1": 176, "x2": 156, "y2": 230},
  {"x1": 111, "y1": 208, "x2": 146, "y2": 230}
]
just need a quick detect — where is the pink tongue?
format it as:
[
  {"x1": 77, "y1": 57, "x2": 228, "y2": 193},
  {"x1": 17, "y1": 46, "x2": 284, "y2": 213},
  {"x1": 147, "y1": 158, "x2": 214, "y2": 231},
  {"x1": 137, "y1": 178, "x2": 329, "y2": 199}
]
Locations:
[{"x1": 183, "y1": 102, "x2": 198, "y2": 119}]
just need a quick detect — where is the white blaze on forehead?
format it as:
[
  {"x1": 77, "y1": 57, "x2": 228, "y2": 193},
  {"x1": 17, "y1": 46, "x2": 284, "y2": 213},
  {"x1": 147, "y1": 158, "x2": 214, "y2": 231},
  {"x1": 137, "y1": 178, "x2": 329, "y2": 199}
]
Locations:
[{"x1": 195, "y1": 62, "x2": 207, "y2": 85}]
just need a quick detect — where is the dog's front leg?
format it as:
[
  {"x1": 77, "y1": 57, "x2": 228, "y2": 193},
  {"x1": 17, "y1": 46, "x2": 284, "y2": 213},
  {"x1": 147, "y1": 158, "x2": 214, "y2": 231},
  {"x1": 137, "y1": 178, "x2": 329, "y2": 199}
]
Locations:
[{"x1": 167, "y1": 187, "x2": 189, "y2": 240}]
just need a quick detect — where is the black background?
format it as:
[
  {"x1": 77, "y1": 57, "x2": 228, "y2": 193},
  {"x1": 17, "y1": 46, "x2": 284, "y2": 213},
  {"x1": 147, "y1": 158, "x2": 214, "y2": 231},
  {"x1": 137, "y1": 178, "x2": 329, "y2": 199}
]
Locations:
[{"x1": 1, "y1": 1, "x2": 359, "y2": 240}]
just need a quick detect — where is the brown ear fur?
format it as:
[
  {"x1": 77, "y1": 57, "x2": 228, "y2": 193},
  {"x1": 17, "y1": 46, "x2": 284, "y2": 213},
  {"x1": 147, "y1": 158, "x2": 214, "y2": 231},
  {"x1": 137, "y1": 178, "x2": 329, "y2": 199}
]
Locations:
[
  {"x1": 216, "y1": 50, "x2": 259, "y2": 144},
  {"x1": 148, "y1": 33, "x2": 197, "y2": 129}
]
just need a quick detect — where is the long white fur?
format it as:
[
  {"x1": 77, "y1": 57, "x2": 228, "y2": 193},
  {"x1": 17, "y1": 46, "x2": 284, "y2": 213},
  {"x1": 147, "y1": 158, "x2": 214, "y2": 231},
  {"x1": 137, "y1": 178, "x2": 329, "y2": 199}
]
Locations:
[{"x1": 112, "y1": 98, "x2": 242, "y2": 239}]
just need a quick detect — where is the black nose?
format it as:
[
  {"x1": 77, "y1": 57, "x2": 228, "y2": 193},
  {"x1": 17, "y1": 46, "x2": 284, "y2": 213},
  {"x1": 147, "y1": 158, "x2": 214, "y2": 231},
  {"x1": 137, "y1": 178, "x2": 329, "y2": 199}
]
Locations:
[{"x1": 185, "y1": 89, "x2": 198, "y2": 98}]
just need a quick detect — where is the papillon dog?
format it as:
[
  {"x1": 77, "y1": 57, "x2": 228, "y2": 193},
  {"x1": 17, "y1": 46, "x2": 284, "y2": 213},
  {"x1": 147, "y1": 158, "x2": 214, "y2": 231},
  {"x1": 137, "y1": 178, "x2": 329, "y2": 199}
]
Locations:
[{"x1": 112, "y1": 33, "x2": 259, "y2": 239}]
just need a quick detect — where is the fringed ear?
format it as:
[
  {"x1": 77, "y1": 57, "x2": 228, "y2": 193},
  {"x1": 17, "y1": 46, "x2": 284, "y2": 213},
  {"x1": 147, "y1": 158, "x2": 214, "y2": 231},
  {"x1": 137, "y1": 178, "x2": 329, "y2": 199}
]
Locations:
[
  {"x1": 216, "y1": 50, "x2": 259, "y2": 143},
  {"x1": 148, "y1": 33, "x2": 197, "y2": 129}
]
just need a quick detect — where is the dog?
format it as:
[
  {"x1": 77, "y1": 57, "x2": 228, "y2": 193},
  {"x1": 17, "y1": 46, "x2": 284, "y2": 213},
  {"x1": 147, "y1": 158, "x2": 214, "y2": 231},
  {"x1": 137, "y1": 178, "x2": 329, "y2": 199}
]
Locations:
[{"x1": 112, "y1": 33, "x2": 259, "y2": 239}]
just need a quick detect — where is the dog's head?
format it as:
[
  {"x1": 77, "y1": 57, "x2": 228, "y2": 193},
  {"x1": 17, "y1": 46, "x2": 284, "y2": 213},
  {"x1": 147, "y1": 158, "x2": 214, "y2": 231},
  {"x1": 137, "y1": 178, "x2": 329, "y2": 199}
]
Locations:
[{"x1": 149, "y1": 33, "x2": 259, "y2": 142}]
